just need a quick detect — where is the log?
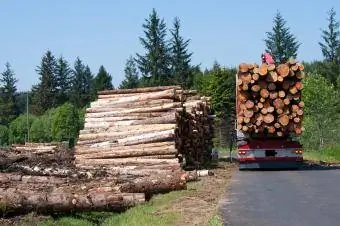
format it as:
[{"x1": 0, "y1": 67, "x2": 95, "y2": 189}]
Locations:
[
  {"x1": 86, "y1": 102, "x2": 182, "y2": 114},
  {"x1": 118, "y1": 173, "x2": 187, "y2": 196},
  {"x1": 268, "y1": 126, "x2": 276, "y2": 134},
  {"x1": 298, "y1": 101, "x2": 305, "y2": 108},
  {"x1": 267, "y1": 71, "x2": 278, "y2": 82},
  {"x1": 296, "y1": 70, "x2": 305, "y2": 79},
  {"x1": 98, "y1": 86, "x2": 181, "y2": 95},
  {"x1": 75, "y1": 158, "x2": 179, "y2": 166},
  {"x1": 258, "y1": 81, "x2": 267, "y2": 89},
  {"x1": 260, "y1": 89, "x2": 269, "y2": 98},
  {"x1": 79, "y1": 124, "x2": 176, "y2": 140},
  {"x1": 297, "y1": 63, "x2": 305, "y2": 71},
  {"x1": 278, "y1": 90, "x2": 286, "y2": 98},
  {"x1": 77, "y1": 129, "x2": 174, "y2": 146},
  {"x1": 75, "y1": 142, "x2": 174, "y2": 154},
  {"x1": 269, "y1": 92, "x2": 278, "y2": 100},
  {"x1": 98, "y1": 89, "x2": 177, "y2": 101},
  {"x1": 278, "y1": 115, "x2": 290, "y2": 126},
  {"x1": 239, "y1": 63, "x2": 250, "y2": 73},
  {"x1": 295, "y1": 81, "x2": 303, "y2": 90},
  {"x1": 86, "y1": 111, "x2": 175, "y2": 119},
  {"x1": 85, "y1": 114, "x2": 176, "y2": 126},
  {"x1": 268, "y1": 83, "x2": 276, "y2": 91},
  {"x1": 276, "y1": 64, "x2": 290, "y2": 77},
  {"x1": 0, "y1": 188, "x2": 145, "y2": 214},
  {"x1": 117, "y1": 129, "x2": 175, "y2": 145},
  {"x1": 267, "y1": 106, "x2": 275, "y2": 113},
  {"x1": 293, "y1": 117, "x2": 301, "y2": 123},
  {"x1": 252, "y1": 73, "x2": 259, "y2": 81},
  {"x1": 91, "y1": 99, "x2": 174, "y2": 109},
  {"x1": 282, "y1": 81, "x2": 291, "y2": 90},
  {"x1": 243, "y1": 117, "x2": 250, "y2": 123},
  {"x1": 273, "y1": 99, "x2": 284, "y2": 109},
  {"x1": 238, "y1": 72, "x2": 252, "y2": 83},
  {"x1": 76, "y1": 146, "x2": 177, "y2": 159},
  {"x1": 283, "y1": 98, "x2": 290, "y2": 105},
  {"x1": 251, "y1": 85, "x2": 260, "y2": 92},
  {"x1": 245, "y1": 100, "x2": 255, "y2": 109},
  {"x1": 263, "y1": 114, "x2": 274, "y2": 123},
  {"x1": 243, "y1": 109, "x2": 254, "y2": 118},
  {"x1": 289, "y1": 86, "x2": 298, "y2": 94},
  {"x1": 267, "y1": 64, "x2": 276, "y2": 71},
  {"x1": 259, "y1": 64, "x2": 268, "y2": 76},
  {"x1": 0, "y1": 173, "x2": 66, "y2": 184},
  {"x1": 277, "y1": 76, "x2": 284, "y2": 82}
]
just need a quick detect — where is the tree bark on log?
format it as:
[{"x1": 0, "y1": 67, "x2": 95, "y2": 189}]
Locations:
[
  {"x1": 75, "y1": 158, "x2": 179, "y2": 166},
  {"x1": 0, "y1": 188, "x2": 145, "y2": 214},
  {"x1": 98, "y1": 86, "x2": 181, "y2": 95},
  {"x1": 76, "y1": 146, "x2": 177, "y2": 159},
  {"x1": 79, "y1": 124, "x2": 176, "y2": 140}
]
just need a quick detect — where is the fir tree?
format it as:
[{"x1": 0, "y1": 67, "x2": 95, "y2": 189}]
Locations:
[
  {"x1": 56, "y1": 56, "x2": 72, "y2": 105},
  {"x1": 0, "y1": 63, "x2": 18, "y2": 125},
  {"x1": 119, "y1": 56, "x2": 139, "y2": 89},
  {"x1": 264, "y1": 11, "x2": 300, "y2": 63},
  {"x1": 92, "y1": 65, "x2": 113, "y2": 96},
  {"x1": 70, "y1": 58, "x2": 93, "y2": 108},
  {"x1": 33, "y1": 50, "x2": 58, "y2": 114},
  {"x1": 319, "y1": 7, "x2": 340, "y2": 63},
  {"x1": 136, "y1": 9, "x2": 171, "y2": 86},
  {"x1": 170, "y1": 17, "x2": 193, "y2": 89}
]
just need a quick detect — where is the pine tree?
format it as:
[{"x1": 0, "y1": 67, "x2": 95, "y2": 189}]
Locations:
[
  {"x1": 33, "y1": 50, "x2": 58, "y2": 114},
  {"x1": 319, "y1": 7, "x2": 340, "y2": 63},
  {"x1": 119, "y1": 56, "x2": 139, "y2": 89},
  {"x1": 92, "y1": 65, "x2": 113, "y2": 96},
  {"x1": 264, "y1": 11, "x2": 300, "y2": 63},
  {"x1": 136, "y1": 8, "x2": 171, "y2": 86},
  {"x1": 70, "y1": 58, "x2": 93, "y2": 108},
  {"x1": 170, "y1": 17, "x2": 193, "y2": 89},
  {"x1": 56, "y1": 56, "x2": 72, "y2": 105},
  {"x1": 0, "y1": 63, "x2": 18, "y2": 125}
]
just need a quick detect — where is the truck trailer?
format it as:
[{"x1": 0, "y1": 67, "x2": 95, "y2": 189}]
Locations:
[{"x1": 235, "y1": 61, "x2": 304, "y2": 169}]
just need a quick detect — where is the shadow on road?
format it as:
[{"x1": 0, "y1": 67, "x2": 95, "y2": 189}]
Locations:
[
  {"x1": 238, "y1": 161, "x2": 340, "y2": 171},
  {"x1": 298, "y1": 161, "x2": 340, "y2": 171}
]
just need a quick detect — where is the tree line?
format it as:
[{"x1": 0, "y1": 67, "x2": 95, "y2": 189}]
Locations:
[{"x1": 0, "y1": 8, "x2": 339, "y2": 151}]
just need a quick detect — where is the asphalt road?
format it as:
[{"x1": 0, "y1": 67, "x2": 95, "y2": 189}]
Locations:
[{"x1": 220, "y1": 168, "x2": 340, "y2": 226}]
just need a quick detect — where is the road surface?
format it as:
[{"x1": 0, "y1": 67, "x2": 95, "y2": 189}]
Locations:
[{"x1": 220, "y1": 168, "x2": 340, "y2": 226}]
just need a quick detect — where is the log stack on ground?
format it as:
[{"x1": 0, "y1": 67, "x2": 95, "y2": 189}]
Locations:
[
  {"x1": 74, "y1": 86, "x2": 214, "y2": 171},
  {"x1": 0, "y1": 145, "x2": 188, "y2": 215},
  {"x1": 236, "y1": 60, "x2": 304, "y2": 136}
]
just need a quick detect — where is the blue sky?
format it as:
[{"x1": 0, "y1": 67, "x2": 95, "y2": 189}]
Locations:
[{"x1": 0, "y1": 0, "x2": 339, "y2": 91}]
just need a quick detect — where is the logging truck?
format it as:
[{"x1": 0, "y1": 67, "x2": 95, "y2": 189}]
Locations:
[{"x1": 235, "y1": 61, "x2": 304, "y2": 169}]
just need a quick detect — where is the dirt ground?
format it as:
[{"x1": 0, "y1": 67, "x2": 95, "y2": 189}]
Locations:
[{"x1": 157, "y1": 161, "x2": 236, "y2": 226}]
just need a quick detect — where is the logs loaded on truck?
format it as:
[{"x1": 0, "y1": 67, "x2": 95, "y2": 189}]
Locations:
[{"x1": 236, "y1": 59, "x2": 305, "y2": 169}]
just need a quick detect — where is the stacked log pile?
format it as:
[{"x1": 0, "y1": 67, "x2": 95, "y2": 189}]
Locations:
[
  {"x1": 0, "y1": 146, "x2": 187, "y2": 214},
  {"x1": 0, "y1": 86, "x2": 214, "y2": 215},
  {"x1": 74, "y1": 86, "x2": 214, "y2": 170},
  {"x1": 175, "y1": 91, "x2": 214, "y2": 167},
  {"x1": 236, "y1": 60, "x2": 305, "y2": 136}
]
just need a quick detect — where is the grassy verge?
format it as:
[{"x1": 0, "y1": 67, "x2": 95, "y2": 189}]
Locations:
[
  {"x1": 303, "y1": 145, "x2": 340, "y2": 163},
  {"x1": 6, "y1": 162, "x2": 234, "y2": 226}
]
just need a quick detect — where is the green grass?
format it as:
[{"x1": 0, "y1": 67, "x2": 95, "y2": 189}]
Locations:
[
  {"x1": 207, "y1": 215, "x2": 223, "y2": 226},
  {"x1": 37, "y1": 188, "x2": 191, "y2": 226},
  {"x1": 303, "y1": 145, "x2": 340, "y2": 163}
]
